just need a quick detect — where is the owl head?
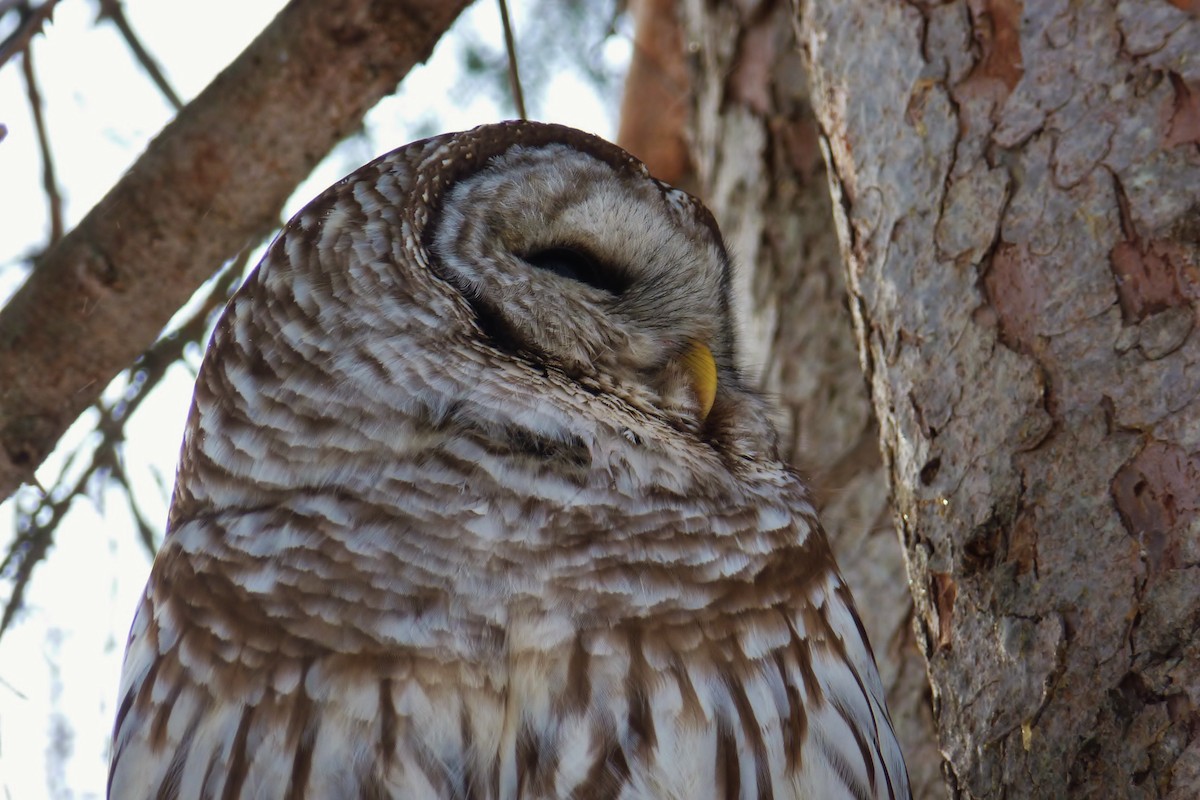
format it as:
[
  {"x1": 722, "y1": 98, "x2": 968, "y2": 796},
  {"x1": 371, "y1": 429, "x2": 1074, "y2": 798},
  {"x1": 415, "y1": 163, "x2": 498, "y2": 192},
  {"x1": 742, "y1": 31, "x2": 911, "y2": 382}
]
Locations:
[
  {"x1": 418, "y1": 122, "x2": 775, "y2": 452},
  {"x1": 177, "y1": 122, "x2": 780, "y2": 524}
]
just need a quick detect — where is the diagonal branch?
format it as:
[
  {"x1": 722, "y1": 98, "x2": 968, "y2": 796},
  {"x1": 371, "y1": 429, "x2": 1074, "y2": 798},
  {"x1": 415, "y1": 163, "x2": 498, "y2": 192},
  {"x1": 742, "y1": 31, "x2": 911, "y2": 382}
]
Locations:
[{"x1": 0, "y1": 0, "x2": 473, "y2": 505}]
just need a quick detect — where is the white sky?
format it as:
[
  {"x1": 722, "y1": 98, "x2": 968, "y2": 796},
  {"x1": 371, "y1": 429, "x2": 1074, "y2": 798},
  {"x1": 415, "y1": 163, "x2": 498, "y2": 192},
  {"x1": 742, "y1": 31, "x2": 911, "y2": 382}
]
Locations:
[{"x1": 0, "y1": 2, "x2": 629, "y2": 796}]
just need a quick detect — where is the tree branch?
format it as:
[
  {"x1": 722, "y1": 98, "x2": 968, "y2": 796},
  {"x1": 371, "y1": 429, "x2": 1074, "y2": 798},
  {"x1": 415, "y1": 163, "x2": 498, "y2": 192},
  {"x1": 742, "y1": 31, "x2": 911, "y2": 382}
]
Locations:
[
  {"x1": 0, "y1": 0, "x2": 62, "y2": 70},
  {"x1": 0, "y1": 0, "x2": 473, "y2": 504}
]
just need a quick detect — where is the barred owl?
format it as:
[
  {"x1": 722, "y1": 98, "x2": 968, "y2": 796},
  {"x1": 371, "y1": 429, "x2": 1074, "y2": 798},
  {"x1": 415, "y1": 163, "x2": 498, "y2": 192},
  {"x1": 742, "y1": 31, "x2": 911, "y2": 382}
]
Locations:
[{"x1": 109, "y1": 121, "x2": 910, "y2": 799}]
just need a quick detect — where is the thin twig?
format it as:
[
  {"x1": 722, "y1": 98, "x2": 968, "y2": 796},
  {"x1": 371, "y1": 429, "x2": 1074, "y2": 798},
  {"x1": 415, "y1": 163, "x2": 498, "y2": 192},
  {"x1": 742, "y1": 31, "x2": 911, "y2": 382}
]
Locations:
[
  {"x1": 20, "y1": 43, "x2": 63, "y2": 243},
  {"x1": 0, "y1": 0, "x2": 62, "y2": 70},
  {"x1": 497, "y1": 0, "x2": 526, "y2": 119},
  {"x1": 0, "y1": 671, "x2": 28, "y2": 699},
  {"x1": 97, "y1": 0, "x2": 183, "y2": 111},
  {"x1": 2, "y1": 461, "x2": 93, "y2": 638},
  {"x1": 106, "y1": 449, "x2": 158, "y2": 556}
]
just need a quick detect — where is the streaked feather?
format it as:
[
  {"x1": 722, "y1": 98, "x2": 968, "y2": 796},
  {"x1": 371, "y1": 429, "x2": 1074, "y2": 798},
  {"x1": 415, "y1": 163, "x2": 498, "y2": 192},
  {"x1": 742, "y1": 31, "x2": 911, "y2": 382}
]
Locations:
[{"x1": 110, "y1": 122, "x2": 909, "y2": 799}]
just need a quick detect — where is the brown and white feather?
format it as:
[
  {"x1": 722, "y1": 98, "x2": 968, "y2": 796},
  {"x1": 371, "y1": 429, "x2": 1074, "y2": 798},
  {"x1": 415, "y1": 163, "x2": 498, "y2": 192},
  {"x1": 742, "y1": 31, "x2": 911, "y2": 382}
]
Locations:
[{"x1": 109, "y1": 122, "x2": 909, "y2": 799}]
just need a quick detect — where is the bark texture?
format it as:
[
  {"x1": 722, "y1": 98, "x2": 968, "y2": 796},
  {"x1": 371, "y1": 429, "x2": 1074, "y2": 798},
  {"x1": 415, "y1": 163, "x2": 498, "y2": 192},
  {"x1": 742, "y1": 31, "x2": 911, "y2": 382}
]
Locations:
[
  {"x1": 0, "y1": 0, "x2": 471, "y2": 504},
  {"x1": 679, "y1": 1, "x2": 944, "y2": 795},
  {"x1": 618, "y1": 0, "x2": 696, "y2": 191},
  {"x1": 797, "y1": 0, "x2": 1200, "y2": 796}
]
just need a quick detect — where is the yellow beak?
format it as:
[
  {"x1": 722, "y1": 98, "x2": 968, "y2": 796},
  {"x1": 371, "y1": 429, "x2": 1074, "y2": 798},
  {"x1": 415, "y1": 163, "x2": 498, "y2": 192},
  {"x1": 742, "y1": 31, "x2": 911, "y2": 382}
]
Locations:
[{"x1": 680, "y1": 341, "x2": 718, "y2": 420}]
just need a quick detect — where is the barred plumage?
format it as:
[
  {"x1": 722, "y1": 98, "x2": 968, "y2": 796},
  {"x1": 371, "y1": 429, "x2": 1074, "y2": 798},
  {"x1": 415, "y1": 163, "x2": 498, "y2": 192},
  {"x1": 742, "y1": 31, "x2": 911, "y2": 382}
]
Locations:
[{"x1": 109, "y1": 121, "x2": 910, "y2": 799}]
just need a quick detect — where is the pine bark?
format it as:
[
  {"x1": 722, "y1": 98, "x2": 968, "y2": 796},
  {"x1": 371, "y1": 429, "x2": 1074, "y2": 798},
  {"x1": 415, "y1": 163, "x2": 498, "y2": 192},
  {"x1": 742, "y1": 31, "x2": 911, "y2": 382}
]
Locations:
[
  {"x1": 797, "y1": 0, "x2": 1200, "y2": 796},
  {"x1": 677, "y1": 1, "x2": 944, "y2": 795}
]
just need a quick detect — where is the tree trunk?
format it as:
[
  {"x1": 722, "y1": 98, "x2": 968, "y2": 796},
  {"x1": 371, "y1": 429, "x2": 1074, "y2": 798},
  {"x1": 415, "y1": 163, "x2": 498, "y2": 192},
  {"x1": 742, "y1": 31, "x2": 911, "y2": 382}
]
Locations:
[
  {"x1": 797, "y1": 0, "x2": 1200, "y2": 797},
  {"x1": 676, "y1": 1, "x2": 945, "y2": 795}
]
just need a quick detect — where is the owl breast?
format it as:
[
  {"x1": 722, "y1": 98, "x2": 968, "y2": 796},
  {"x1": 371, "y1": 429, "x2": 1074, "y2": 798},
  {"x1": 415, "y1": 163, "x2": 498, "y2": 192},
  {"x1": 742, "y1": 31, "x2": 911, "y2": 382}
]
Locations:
[{"x1": 108, "y1": 121, "x2": 910, "y2": 800}]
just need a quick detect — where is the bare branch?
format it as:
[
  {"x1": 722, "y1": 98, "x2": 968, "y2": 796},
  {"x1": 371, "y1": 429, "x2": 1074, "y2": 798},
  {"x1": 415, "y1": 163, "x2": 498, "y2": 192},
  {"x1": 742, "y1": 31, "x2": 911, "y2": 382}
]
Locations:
[
  {"x1": 20, "y1": 44, "x2": 63, "y2": 243},
  {"x1": 0, "y1": 0, "x2": 473, "y2": 505},
  {"x1": 498, "y1": 0, "x2": 527, "y2": 119},
  {"x1": 0, "y1": 0, "x2": 62, "y2": 70},
  {"x1": 97, "y1": 0, "x2": 184, "y2": 111},
  {"x1": 2, "y1": 465, "x2": 91, "y2": 638}
]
